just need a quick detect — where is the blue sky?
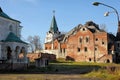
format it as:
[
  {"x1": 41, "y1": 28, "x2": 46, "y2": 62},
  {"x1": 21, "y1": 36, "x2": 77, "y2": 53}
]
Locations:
[{"x1": 0, "y1": 0, "x2": 120, "y2": 44}]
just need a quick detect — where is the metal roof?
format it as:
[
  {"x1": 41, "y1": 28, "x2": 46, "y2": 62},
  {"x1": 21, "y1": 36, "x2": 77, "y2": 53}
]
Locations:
[{"x1": 4, "y1": 32, "x2": 27, "y2": 44}]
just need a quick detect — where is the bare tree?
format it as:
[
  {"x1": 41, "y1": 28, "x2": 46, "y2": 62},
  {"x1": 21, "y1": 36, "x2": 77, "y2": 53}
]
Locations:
[
  {"x1": 33, "y1": 35, "x2": 42, "y2": 51},
  {"x1": 27, "y1": 36, "x2": 34, "y2": 53},
  {"x1": 27, "y1": 35, "x2": 42, "y2": 53}
]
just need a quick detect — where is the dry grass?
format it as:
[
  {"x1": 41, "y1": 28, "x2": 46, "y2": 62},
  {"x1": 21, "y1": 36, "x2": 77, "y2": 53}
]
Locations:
[
  {"x1": 0, "y1": 74, "x2": 101, "y2": 80},
  {"x1": 85, "y1": 69, "x2": 120, "y2": 80},
  {"x1": 0, "y1": 62, "x2": 120, "y2": 80}
]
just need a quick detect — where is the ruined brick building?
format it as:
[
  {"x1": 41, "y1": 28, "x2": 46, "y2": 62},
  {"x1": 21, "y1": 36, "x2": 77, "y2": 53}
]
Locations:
[{"x1": 44, "y1": 14, "x2": 118, "y2": 63}]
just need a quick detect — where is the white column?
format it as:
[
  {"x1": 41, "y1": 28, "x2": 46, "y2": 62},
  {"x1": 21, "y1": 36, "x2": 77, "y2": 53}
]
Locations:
[
  {"x1": 24, "y1": 48, "x2": 28, "y2": 63},
  {"x1": 11, "y1": 48, "x2": 16, "y2": 63}
]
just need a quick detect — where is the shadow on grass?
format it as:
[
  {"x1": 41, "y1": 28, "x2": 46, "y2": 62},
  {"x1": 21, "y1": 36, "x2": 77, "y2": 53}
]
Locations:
[
  {"x1": 0, "y1": 62, "x2": 102, "y2": 74},
  {"x1": 48, "y1": 63, "x2": 101, "y2": 74}
]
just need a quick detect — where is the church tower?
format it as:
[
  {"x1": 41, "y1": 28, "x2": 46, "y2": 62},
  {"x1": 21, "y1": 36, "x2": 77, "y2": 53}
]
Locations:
[
  {"x1": 45, "y1": 11, "x2": 60, "y2": 44},
  {"x1": 44, "y1": 11, "x2": 64, "y2": 58}
]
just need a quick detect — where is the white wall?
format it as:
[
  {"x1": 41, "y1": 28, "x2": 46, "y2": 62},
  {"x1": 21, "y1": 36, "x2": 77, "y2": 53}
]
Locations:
[
  {"x1": 0, "y1": 45, "x2": 1, "y2": 59},
  {"x1": 0, "y1": 17, "x2": 21, "y2": 41}
]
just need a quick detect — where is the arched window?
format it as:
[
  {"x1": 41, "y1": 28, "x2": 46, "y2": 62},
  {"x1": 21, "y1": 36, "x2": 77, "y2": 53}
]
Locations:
[
  {"x1": 84, "y1": 47, "x2": 87, "y2": 52},
  {"x1": 86, "y1": 37, "x2": 89, "y2": 43},
  {"x1": 83, "y1": 28, "x2": 85, "y2": 31},
  {"x1": 96, "y1": 38, "x2": 98, "y2": 41},
  {"x1": 19, "y1": 47, "x2": 25, "y2": 59},
  {"x1": 6, "y1": 46, "x2": 12, "y2": 60},
  {"x1": 15, "y1": 46, "x2": 20, "y2": 58},
  {"x1": 79, "y1": 37, "x2": 82, "y2": 43},
  {"x1": 9, "y1": 25, "x2": 13, "y2": 32},
  {"x1": 77, "y1": 47, "x2": 80, "y2": 52}
]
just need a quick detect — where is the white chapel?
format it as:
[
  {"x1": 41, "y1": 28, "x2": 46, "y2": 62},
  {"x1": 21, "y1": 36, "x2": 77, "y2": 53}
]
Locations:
[{"x1": 0, "y1": 7, "x2": 28, "y2": 69}]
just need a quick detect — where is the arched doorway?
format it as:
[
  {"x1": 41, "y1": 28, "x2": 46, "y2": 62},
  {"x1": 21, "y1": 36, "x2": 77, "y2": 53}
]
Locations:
[
  {"x1": 19, "y1": 47, "x2": 25, "y2": 59},
  {"x1": 15, "y1": 46, "x2": 20, "y2": 59},
  {"x1": 6, "y1": 46, "x2": 12, "y2": 60},
  {"x1": 89, "y1": 58, "x2": 92, "y2": 62},
  {"x1": 106, "y1": 59, "x2": 110, "y2": 63}
]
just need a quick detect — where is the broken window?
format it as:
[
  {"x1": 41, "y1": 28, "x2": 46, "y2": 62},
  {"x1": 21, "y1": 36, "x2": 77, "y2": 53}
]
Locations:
[
  {"x1": 84, "y1": 47, "x2": 87, "y2": 52},
  {"x1": 77, "y1": 48, "x2": 80, "y2": 52},
  {"x1": 102, "y1": 41, "x2": 105, "y2": 45},
  {"x1": 86, "y1": 37, "x2": 89, "y2": 43},
  {"x1": 83, "y1": 28, "x2": 85, "y2": 31},
  {"x1": 102, "y1": 39, "x2": 105, "y2": 45},
  {"x1": 79, "y1": 37, "x2": 82, "y2": 43},
  {"x1": 96, "y1": 38, "x2": 98, "y2": 41},
  {"x1": 95, "y1": 47, "x2": 97, "y2": 51}
]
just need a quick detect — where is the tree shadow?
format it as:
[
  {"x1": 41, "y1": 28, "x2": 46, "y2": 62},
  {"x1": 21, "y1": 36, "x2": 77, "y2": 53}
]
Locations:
[
  {"x1": 0, "y1": 62, "x2": 102, "y2": 75},
  {"x1": 47, "y1": 63, "x2": 101, "y2": 74}
]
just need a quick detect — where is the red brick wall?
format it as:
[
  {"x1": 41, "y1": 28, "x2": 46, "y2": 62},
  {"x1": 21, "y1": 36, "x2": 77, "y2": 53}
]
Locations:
[
  {"x1": 61, "y1": 43, "x2": 67, "y2": 48},
  {"x1": 66, "y1": 27, "x2": 109, "y2": 62},
  {"x1": 53, "y1": 39, "x2": 59, "y2": 49},
  {"x1": 44, "y1": 26, "x2": 113, "y2": 62},
  {"x1": 45, "y1": 43, "x2": 51, "y2": 50}
]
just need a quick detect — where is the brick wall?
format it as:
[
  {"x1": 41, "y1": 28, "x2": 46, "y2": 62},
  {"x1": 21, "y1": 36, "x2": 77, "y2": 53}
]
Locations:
[{"x1": 44, "y1": 22, "x2": 114, "y2": 63}]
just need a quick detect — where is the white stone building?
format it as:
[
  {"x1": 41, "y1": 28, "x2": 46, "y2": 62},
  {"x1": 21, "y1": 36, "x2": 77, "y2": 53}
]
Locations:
[{"x1": 0, "y1": 7, "x2": 28, "y2": 69}]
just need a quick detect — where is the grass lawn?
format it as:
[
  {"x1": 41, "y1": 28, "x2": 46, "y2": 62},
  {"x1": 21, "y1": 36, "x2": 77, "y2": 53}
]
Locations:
[{"x1": 0, "y1": 61, "x2": 120, "y2": 80}]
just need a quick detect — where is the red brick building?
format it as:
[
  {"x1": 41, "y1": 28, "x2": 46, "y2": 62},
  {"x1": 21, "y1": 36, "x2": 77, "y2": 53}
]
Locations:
[{"x1": 44, "y1": 15, "x2": 115, "y2": 63}]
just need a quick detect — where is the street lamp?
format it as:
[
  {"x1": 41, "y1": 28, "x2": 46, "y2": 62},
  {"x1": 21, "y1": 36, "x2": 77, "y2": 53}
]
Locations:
[
  {"x1": 93, "y1": 2, "x2": 120, "y2": 41},
  {"x1": 93, "y1": 2, "x2": 120, "y2": 63},
  {"x1": 104, "y1": 11, "x2": 115, "y2": 17},
  {"x1": 92, "y1": 2, "x2": 120, "y2": 28}
]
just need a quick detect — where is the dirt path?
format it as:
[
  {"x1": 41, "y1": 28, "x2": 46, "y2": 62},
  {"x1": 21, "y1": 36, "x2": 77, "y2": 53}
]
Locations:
[{"x1": 0, "y1": 74, "x2": 102, "y2": 80}]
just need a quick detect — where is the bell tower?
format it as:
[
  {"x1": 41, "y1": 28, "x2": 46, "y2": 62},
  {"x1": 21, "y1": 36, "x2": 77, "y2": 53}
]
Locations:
[{"x1": 45, "y1": 11, "x2": 60, "y2": 43}]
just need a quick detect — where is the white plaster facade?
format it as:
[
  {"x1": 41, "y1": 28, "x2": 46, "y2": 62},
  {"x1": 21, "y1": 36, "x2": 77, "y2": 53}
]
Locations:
[{"x1": 0, "y1": 8, "x2": 28, "y2": 67}]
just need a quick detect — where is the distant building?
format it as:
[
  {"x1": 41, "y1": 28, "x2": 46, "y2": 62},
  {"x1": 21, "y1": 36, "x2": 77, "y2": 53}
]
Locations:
[
  {"x1": 0, "y1": 7, "x2": 28, "y2": 69},
  {"x1": 44, "y1": 14, "x2": 116, "y2": 63}
]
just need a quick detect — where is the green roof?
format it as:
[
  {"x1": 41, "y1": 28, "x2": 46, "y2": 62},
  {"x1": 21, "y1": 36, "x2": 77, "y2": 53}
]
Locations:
[
  {"x1": 0, "y1": 7, "x2": 20, "y2": 22},
  {"x1": 49, "y1": 15, "x2": 59, "y2": 33},
  {"x1": 4, "y1": 32, "x2": 27, "y2": 44}
]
